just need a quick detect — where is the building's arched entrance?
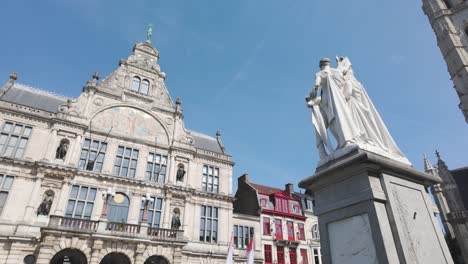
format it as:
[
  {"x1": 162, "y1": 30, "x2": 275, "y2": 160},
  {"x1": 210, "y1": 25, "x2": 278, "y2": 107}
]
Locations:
[
  {"x1": 50, "y1": 248, "x2": 87, "y2": 264},
  {"x1": 99, "y1": 252, "x2": 131, "y2": 264},
  {"x1": 144, "y1": 255, "x2": 169, "y2": 264},
  {"x1": 108, "y1": 192, "x2": 130, "y2": 222}
]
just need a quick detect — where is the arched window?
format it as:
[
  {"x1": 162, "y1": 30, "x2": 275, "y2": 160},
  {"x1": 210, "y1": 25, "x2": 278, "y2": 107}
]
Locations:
[
  {"x1": 442, "y1": 0, "x2": 451, "y2": 9},
  {"x1": 107, "y1": 192, "x2": 130, "y2": 223},
  {"x1": 465, "y1": 26, "x2": 468, "y2": 38},
  {"x1": 311, "y1": 224, "x2": 320, "y2": 240},
  {"x1": 140, "y1": 79, "x2": 150, "y2": 95},
  {"x1": 131, "y1": 77, "x2": 141, "y2": 92}
]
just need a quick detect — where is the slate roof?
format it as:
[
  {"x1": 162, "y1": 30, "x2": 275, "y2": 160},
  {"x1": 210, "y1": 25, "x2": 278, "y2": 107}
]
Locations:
[
  {"x1": 0, "y1": 83, "x2": 67, "y2": 113},
  {"x1": 451, "y1": 167, "x2": 468, "y2": 209},
  {"x1": 249, "y1": 182, "x2": 283, "y2": 195},
  {"x1": 189, "y1": 130, "x2": 227, "y2": 155}
]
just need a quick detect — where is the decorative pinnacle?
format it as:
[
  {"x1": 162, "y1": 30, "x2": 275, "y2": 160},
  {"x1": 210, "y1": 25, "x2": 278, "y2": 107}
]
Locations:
[
  {"x1": 435, "y1": 150, "x2": 441, "y2": 159},
  {"x1": 92, "y1": 72, "x2": 100, "y2": 81},
  {"x1": 216, "y1": 130, "x2": 222, "y2": 137},
  {"x1": 176, "y1": 98, "x2": 182, "y2": 105},
  {"x1": 9, "y1": 72, "x2": 17, "y2": 81}
]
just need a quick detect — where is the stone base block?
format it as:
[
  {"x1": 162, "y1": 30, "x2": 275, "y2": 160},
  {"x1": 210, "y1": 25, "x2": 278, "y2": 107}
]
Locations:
[{"x1": 299, "y1": 150, "x2": 453, "y2": 264}]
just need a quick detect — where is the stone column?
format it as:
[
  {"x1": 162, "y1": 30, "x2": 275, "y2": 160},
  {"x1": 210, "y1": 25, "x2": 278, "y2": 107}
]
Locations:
[
  {"x1": 162, "y1": 194, "x2": 172, "y2": 229},
  {"x1": 42, "y1": 129, "x2": 57, "y2": 161},
  {"x1": 23, "y1": 171, "x2": 44, "y2": 220},
  {"x1": 299, "y1": 150, "x2": 454, "y2": 264},
  {"x1": 134, "y1": 243, "x2": 146, "y2": 264},
  {"x1": 167, "y1": 154, "x2": 176, "y2": 184},
  {"x1": 89, "y1": 239, "x2": 103, "y2": 264},
  {"x1": 54, "y1": 176, "x2": 72, "y2": 215},
  {"x1": 67, "y1": 134, "x2": 82, "y2": 166},
  {"x1": 128, "y1": 193, "x2": 142, "y2": 224},
  {"x1": 36, "y1": 236, "x2": 55, "y2": 264}
]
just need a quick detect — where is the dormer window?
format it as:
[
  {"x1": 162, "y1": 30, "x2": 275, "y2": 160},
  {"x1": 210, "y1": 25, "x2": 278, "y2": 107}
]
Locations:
[{"x1": 130, "y1": 76, "x2": 150, "y2": 95}]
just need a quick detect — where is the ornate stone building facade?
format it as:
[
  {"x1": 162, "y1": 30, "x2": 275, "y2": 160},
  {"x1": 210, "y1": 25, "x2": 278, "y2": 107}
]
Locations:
[
  {"x1": 425, "y1": 153, "x2": 468, "y2": 263},
  {"x1": 0, "y1": 40, "x2": 261, "y2": 264},
  {"x1": 422, "y1": 0, "x2": 468, "y2": 122}
]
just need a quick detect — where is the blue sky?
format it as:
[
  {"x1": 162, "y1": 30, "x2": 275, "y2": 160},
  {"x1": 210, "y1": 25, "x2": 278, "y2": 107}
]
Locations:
[{"x1": 1, "y1": 0, "x2": 467, "y2": 191}]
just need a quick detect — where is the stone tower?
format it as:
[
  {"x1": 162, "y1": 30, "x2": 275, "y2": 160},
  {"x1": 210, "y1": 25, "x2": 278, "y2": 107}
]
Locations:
[
  {"x1": 422, "y1": 0, "x2": 468, "y2": 123},
  {"x1": 425, "y1": 154, "x2": 456, "y2": 239},
  {"x1": 433, "y1": 151, "x2": 468, "y2": 263}
]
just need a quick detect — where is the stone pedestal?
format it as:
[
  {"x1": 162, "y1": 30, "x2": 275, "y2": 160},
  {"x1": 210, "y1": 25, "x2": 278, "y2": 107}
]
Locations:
[{"x1": 299, "y1": 150, "x2": 454, "y2": 264}]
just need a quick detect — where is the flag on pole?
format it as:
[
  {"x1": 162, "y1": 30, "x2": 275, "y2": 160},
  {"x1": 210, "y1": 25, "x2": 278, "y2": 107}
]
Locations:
[
  {"x1": 226, "y1": 233, "x2": 233, "y2": 264},
  {"x1": 246, "y1": 236, "x2": 254, "y2": 264}
]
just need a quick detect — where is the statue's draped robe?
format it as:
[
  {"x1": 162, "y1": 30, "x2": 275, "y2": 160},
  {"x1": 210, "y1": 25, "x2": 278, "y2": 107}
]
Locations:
[
  {"x1": 339, "y1": 62, "x2": 406, "y2": 159},
  {"x1": 315, "y1": 68, "x2": 361, "y2": 149}
]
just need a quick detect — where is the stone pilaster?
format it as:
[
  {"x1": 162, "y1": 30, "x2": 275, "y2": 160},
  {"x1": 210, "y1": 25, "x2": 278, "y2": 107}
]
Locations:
[
  {"x1": 54, "y1": 176, "x2": 72, "y2": 215},
  {"x1": 89, "y1": 239, "x2": 103, "y2": 264},
  {"x1": 36, "y1": 236, "x2": 55, "y2": 264},
  {"x1": 23, "y1": 170, "x2": 45, "y2": 221}
]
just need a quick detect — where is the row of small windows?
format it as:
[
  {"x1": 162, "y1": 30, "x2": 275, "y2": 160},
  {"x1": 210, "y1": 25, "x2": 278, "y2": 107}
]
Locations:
[
  {"x1": 262, "y1": 217, "x2": 305, "y2": 241},
  {"x1": 264, "y1": 246, "x2": 309, "y2": 264},
  {"x1": 0, "y1": 120, "x2": 221, "y2": 194},
  {"x1": 131, "y1": 77, "x2": 150, "y2": 95},
  {"x1": 77, "y1": 138, "x2": 218, "y2": 193}
]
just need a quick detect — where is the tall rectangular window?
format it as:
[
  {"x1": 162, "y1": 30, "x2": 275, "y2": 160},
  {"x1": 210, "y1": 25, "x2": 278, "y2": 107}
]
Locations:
[
  {"x1": 300, "y1": 249, "x2": 309, "y2": 264},
  {"x1": 145, "y1": 153, "x2": 167, "y2": 183},
  {"x1": 234, "y1": 225, "x2": 238, "y2": 247},
  {"x1": 78, "y1": 139, "x2": 107, "y2": 172},
  {"x1": 0, "y1": 122, "x2": 32, "y2": 159},
  {"x1": 200, "y1": 205, "x2": 218, "y2": 243},
  {"x1": 289, "y1": 248, "x2": 297, "y2": 264},
  {"x1": 0, "y1": 174, "x2": 14, "y2": 215},
  {"x1": 113, "y1": 146, "x2": 139, "y2": 178},
  {"x1": 138, "y1": 197, "x2": 163, "y2": 227},
  {"x1": 264, "y1": 245, "x2": 272, "y2": 264},
  {"x1": 287, "y1": 221, "x2": 295, "y2": 241},
  {"x1": 263, "y1": 217, "x2": 271, "y2": 235},
  {"x1": 277, "y1": 246, "x2": 285, "y2": 264},
  {"x1": 66, "y1": 185, "x2": 97, "y2": 219},
  {"x1": 298, "y1": 223, "x2": 305, "y2": 240},
  {"x1": 202, "y1": 165, "x2": 219, "y2": 193},
  {"x1": 306, "y1": 199, "x2": 314, "y2": 210},
  {"x1": 313, "y1": 248, "x2": 322, "y2": 264},
  {"x1": 275, "y1": 219, "x2": 283, "y2": 240}
]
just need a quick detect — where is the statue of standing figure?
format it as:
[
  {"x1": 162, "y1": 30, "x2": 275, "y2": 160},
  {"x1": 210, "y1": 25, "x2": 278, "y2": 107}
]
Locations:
[{"x1": 306, "y1": 57, "x2": 410, "y2": 165}]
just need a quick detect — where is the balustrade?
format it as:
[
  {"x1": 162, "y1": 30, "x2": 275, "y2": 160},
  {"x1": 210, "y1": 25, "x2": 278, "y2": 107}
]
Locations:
[{"x1": 47, "y1": 216, "x2": 184, "y2": 241}]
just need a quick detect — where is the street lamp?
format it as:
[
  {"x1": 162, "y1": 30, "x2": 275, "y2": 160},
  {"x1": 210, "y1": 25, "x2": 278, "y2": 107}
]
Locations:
[
  {"x1": 100, "y1": 187, "x2": 116, "y2": 219},
  {"x1": 141, "y1": 193, "x2": 154, "y2": 223}
]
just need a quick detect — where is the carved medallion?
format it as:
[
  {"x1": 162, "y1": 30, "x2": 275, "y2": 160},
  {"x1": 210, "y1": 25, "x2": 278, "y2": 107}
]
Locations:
[{"x1": 94, "y1": 98, "x2": 104, "y2": 106}]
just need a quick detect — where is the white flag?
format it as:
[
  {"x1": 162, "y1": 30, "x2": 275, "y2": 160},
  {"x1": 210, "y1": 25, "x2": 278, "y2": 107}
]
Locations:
[
  {"x1": 246, "y1": 236, "x2": 254, "y2": 264},
  {"x1": 226, "y1": 233, "x2": 233, "y2": 264}
]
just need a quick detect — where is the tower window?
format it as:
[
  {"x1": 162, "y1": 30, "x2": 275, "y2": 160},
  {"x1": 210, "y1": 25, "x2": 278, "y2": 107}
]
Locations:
[
  {"x1": 465, "y1": 26, "x2": 468, "y2": 37},
  {"x1": 140, "y1": 80, "x2": 150, "y2": 95},
  {"x1": 130, "y1": 76, "x2": 150, "y2": 95},
  {"x1": 442, "y1": 0, "x2": 451, "y2": 8},
  {"x1": 131, "y1": 77, "x2": 141, "y2": 92}
]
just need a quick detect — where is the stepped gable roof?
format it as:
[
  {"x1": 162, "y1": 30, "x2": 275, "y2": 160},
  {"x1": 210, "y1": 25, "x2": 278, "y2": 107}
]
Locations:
[
  {"x1": 249, "y1": 182, "x2": 282, "y2": 195},
  {"x1": 189, "y1": 130, "x2": 227, "y2": 155},
  {"x1": 451, "y1": 167, "x2": 468, "y2": 209},
  {"x1": 1, "y1": 83, "x2": 68, "y2": 113}
]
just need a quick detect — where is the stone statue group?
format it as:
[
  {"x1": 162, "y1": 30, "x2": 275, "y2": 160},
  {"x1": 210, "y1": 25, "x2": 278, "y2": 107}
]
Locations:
[{"x1": 305, "y1": 57, "x2": 410, "y2": 165}]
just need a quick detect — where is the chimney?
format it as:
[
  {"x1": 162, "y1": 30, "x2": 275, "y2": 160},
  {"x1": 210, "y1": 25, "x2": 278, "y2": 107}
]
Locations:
[
  {"x1": 239, "y1": 174, "x2": 249, "y2": 183},
  {"x1": 285, "y1": 183, "x2": 294, "y2": 195}
]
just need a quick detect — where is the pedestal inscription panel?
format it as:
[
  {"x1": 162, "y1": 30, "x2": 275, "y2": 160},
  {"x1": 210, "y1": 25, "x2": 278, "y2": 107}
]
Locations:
[
  {"x1": 385, "y1": 176, "x2": 450, "y2": 263},
  {"x1": 328, "y1": 213, "x2": 377, "y2": 264}
]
